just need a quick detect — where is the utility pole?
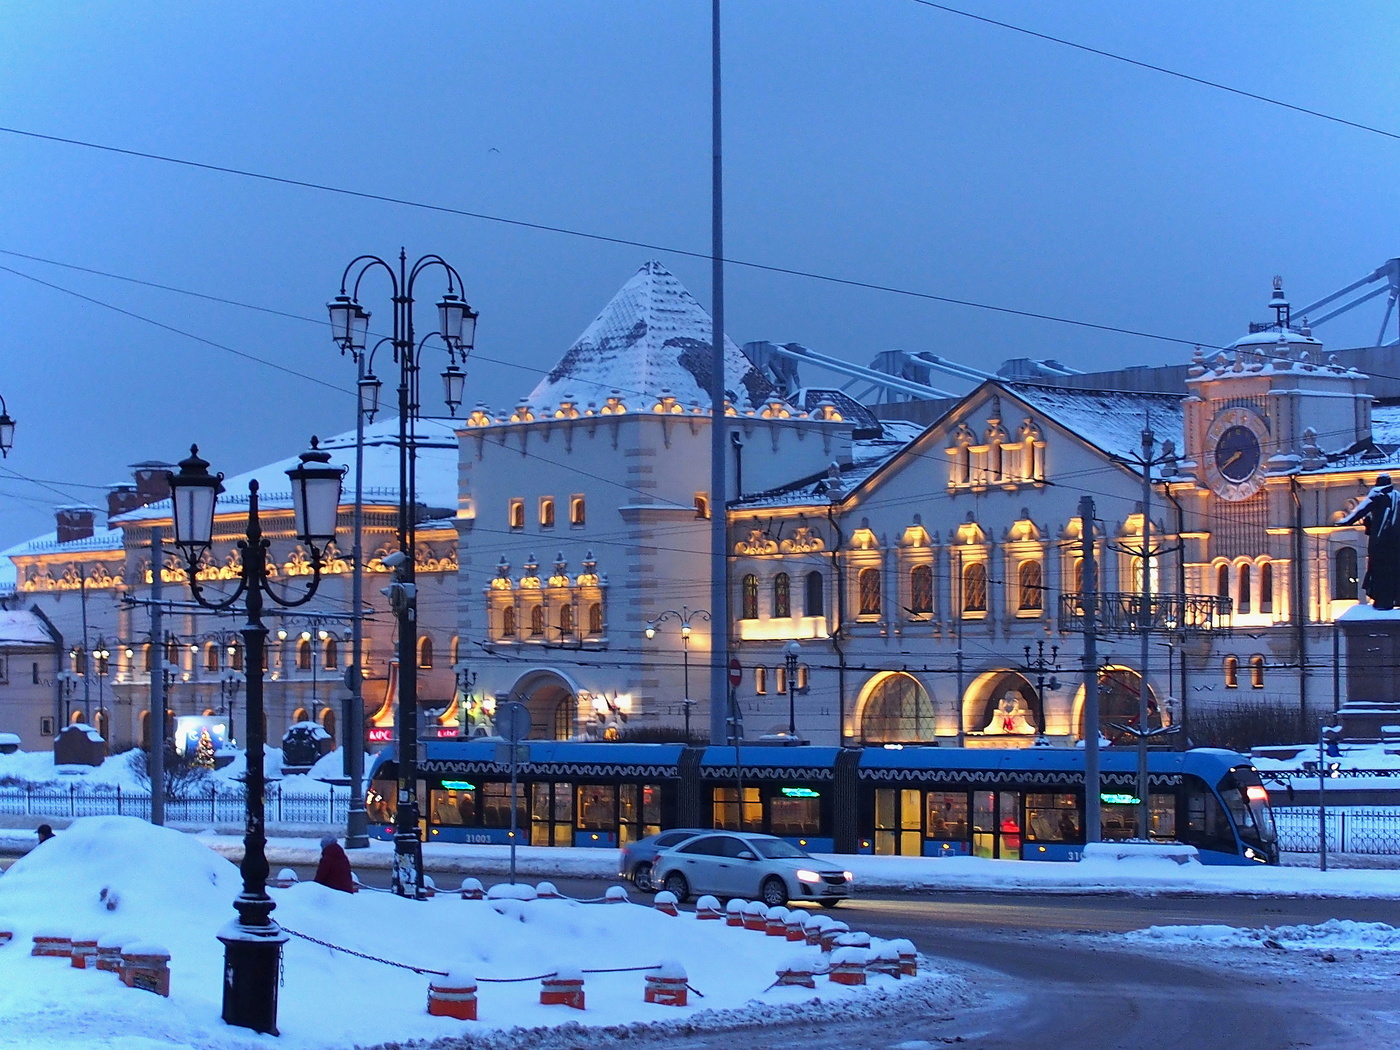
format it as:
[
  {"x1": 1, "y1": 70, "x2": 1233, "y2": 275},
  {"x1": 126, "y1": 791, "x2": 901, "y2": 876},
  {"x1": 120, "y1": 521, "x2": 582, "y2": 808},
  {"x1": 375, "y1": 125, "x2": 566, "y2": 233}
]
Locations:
[
  {"x1": 150, "y1": 529, "x2": 166, "y2": 826},
  {"x1": 1079, "y1": 496, "x2": 1101, "y2": 845},
  {"x1": 78, "y1": 567, "x2": 92, "y2": 720},
  {"x1": 707, "y1": 0, "x2": 731, "y2": 746}
]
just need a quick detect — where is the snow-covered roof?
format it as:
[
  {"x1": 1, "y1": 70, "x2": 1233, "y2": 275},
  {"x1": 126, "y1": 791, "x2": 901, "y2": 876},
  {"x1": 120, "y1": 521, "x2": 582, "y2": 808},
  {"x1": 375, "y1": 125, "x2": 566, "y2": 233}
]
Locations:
[
  {"x1": 526, "y1": 261, "x2": 772, "y2": 410},
  {"x1": 732, "y1": 420, "x2": 924, "y2": 510},
  {"x1": 1, "y1": 527, "x2": 123, "y2": 559},
  {"x1": 114, "y1": 416, "x2": 459, "y2": 524},
  {"x1": 0, "y1": 611, "x2": 56, "y2": 648},
  {"x1": 1002, "y1": 382, "x2": 1185, "y2": 467}
]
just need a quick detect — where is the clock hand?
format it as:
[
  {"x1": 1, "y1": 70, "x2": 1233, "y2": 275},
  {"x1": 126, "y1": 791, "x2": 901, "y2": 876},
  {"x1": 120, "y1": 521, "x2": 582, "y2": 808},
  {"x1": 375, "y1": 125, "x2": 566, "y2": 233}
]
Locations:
[{"x1": 1221, "y1": 451, "x2": 1243, "y2": 469}]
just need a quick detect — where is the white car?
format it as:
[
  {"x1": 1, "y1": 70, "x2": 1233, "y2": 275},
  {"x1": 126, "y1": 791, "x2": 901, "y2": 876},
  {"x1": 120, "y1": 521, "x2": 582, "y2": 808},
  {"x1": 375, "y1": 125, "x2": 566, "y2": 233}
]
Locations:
[{"x1": 653, "y1": 831, "x2": 853, "y2": 908}]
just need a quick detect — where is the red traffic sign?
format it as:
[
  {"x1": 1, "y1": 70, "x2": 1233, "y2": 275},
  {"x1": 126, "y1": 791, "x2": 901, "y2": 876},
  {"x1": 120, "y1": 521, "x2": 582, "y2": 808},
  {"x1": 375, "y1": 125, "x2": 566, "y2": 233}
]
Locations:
[{"x1": 728, "y1": 658, "x2": 742, "y2": 687}]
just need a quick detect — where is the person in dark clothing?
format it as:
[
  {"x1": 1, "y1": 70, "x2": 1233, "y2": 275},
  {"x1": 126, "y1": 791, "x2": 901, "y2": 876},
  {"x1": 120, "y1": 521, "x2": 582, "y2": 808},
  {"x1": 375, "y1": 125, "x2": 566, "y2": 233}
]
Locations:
[
  {"x1": 35, "y1": 824, "x2": 53, "y2": 844},
  {"x1": 313, "y1": 835, "x2": 356, "y2": 893}
]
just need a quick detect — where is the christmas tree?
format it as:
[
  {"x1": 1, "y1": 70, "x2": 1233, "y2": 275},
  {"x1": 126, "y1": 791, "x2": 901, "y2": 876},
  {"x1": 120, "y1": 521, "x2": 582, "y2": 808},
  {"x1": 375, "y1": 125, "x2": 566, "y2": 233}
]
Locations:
[{"x1": 194, "y1": 726, "x2": 216, "y2": 770}]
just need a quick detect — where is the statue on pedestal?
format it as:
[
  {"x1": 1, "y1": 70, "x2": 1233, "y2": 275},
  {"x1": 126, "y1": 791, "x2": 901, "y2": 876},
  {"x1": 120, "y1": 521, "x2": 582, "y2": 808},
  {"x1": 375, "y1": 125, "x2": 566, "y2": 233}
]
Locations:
[{"x1": 1339, "y1": 474, "x2": 1400, "y2": 610}]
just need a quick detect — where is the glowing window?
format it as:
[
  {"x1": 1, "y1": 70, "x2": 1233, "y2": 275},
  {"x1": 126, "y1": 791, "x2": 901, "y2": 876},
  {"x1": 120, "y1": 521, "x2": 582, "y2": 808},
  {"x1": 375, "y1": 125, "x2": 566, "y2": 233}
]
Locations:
[
  {"x1": 962, "y1": 562, "x2": 987, "y2": 613},
  {"x1": 773, "y1": 573, "x2": 791, "y2": 618},
  {"x1": 858, "y1": 567, "x2": 882, "y2": 616},
  {"x1": 909, "y1": 564, "x2": 933, "y2": 615}
]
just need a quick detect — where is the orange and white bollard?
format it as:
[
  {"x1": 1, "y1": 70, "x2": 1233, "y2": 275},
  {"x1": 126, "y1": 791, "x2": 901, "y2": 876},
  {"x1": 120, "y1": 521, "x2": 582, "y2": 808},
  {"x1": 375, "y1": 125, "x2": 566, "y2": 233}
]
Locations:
[
  {"x1": 96, "y1": 936, "x2": 123, "y2": 974},
  {"x1": 819, "y1": 921, "x2": 849, "y2": 953},
  {"x1": 643, "y1": 960, "x2": 688, "y2": 1006},
  {"x1": 120, "y1": 943, "x2": 172, "y2": 996},
  {"x1": 604, "y1": 886, "x2": 629, "y2": 904},
  {"x1": 835, "y1": 931, "x2": 871, "y2": 951},
  {"x1": 784, "y1": 913, "x2": 806, "y2": 942},
  {"x1": 828, "y1": 946, "x2": 868, "y2": 986},
  {"x1": 420, "y1": 875, "x2": 438, "y2": 899},
  {"x1": 0, "y1": 919, "x2": 13, "y2": 947},
  {"x1": 31, "y1": 933, "x2": 70, "y2": 958},
  {"x1": 891, "y1": 938, "x2": 918, "y2": 976},
  {"x1": 540, "y1": 968, "x2": 586, "y2": 1010},
  {"x1": 774, "y1": 950, "x2": 819, "y2": 989},
  {"x1": 695, "y1": 895, "x2": 722, "y2": 920},
  {"x1": 765, "y1": 906, "x2": 790, "y2": 937},
  {"x1": 428, "y1": 972, "x2": 479, "y2": 1020},
  {"x1": 459, "y1": 878, "x2": 485, "y2": 901},
  {"x1": 867, "y1": 944, "x2": 902, "y2": 979},
  {"x1": 805, "y1": 914, "x2": 832, "y2": 947},
  {"x1": 652, "y1": 890, "x2": 679, "y2": 917},
  {"x1": 536, "y1": 881, "x2": 562, "y2": 899},
  {"x1": 742, "y1": 902, "x2": 767, "y2": 931},
  {"x1": 725, "y1": 899, "x2": 747, "y2": 926},
  {"x1": 269, "y1": 868, "x2": 299, "y2": 889},
  {"x1": 69, "y1": 935, "x2": 98, "y2": 969}
]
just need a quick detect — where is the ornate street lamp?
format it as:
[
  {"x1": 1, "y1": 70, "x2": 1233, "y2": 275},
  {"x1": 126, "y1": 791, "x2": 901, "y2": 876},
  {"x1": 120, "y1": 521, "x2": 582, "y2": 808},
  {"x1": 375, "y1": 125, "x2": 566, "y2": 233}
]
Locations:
[
  {"x1": 784, "y1": 640, "x2": 802, "y2": 739},
  {"x1": 644, "y1": 608, "x2": 710, "y2": 740},
  {"x1": 0, "y1": 393, "x2": 17, "y2": 458},
  {"x1": 167, "y1": 439, "x2": 344, "y2": 1035},
  {"x1": 329, "y1": 250, "x2": 477, "y2": 893}
]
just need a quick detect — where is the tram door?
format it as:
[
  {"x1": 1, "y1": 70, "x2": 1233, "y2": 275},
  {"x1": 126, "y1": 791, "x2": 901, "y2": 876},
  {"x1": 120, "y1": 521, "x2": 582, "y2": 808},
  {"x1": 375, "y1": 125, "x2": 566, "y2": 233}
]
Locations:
[
  {"x1": 873, "y1": 789, "x2": 922, "y2": 855},
  {"x1": 531, "y1": 782, "x2": 573, "y2": 846},
  {"x1": 972, "y1": 791, "x2": 1023, "y2": 859}
]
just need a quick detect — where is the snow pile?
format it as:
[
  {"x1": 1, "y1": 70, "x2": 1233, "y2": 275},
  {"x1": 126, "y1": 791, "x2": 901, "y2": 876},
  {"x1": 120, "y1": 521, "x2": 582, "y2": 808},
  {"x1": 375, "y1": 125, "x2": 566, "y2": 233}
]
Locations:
[
  {"x1": 0, "y1": 817, "x2": 935, "y2": 1050},
  {"x1": 1127, "y1": 919, "x2": 1400, "y2": 953}
]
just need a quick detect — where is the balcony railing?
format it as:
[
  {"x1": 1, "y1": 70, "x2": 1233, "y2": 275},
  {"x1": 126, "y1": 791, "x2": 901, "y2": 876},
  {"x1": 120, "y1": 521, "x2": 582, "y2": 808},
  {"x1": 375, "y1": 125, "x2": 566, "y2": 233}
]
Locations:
[{"x1": 1058, "y1": 592, "x2": 1233, "y2": 634}]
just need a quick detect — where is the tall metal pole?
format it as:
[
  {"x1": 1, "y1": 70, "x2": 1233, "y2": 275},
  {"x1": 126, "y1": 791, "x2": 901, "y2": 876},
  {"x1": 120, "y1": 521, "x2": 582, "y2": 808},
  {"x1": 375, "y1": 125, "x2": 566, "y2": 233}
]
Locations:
[
  {"x1": 78, "y1": 569, "x2": 91, "y2": 719},
  {"x1": 707, "y1": 0, "x2": 731, "y2": 746},
  {"x1": 1317, "y1": 719, "x2": 1328, "y2": 872},
  {"x1": 1137, "y1": 426, "x2": 1154, "y2": 840},
  {"x1": 150, "y1": 529, "x2": 166, "y2": 826},
  {"x1": 345, "y1": 351, "x2": 369, "y2": 848},
  {"x1": 681, "y1": 632, "x2": 691, "y2": 740},
  {"x1": 1080, "y1": 496, "x2": 1101, "y2": 844}
]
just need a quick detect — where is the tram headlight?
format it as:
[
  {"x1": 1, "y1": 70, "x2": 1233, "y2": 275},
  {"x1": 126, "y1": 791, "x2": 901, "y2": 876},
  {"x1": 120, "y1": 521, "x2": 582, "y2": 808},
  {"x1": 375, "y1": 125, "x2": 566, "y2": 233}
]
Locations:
[{"x1": 795, "y1": 869, "x2": 821, "y2": 883}]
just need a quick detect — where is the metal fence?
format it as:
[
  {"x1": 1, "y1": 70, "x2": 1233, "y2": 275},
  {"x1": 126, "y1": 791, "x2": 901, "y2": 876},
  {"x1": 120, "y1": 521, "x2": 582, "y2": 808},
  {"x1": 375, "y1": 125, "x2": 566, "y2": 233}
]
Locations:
[
  {"x1": 0, "y1": 784, "x2": 351, "y2": 826},
  {"x1": 1272, "y1": 807, "x2": 1400, "y2": 855}
]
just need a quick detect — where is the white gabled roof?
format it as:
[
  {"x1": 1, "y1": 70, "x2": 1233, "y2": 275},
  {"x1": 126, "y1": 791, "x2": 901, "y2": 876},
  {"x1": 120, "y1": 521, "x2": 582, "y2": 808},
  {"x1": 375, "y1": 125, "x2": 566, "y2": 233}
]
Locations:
[
  {"x1": 0, "y1": 611, "x2": 56, "y2": 648},
  {"x1": 526, "y1": 261, "x2": 771, "y2": 410}
]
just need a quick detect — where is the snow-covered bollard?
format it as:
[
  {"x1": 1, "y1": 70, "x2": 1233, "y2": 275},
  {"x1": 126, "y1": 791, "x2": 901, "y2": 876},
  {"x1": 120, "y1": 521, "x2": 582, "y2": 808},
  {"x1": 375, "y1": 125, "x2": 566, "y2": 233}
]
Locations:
[
  {"x1": 890, "y1": 938, "x2": 918, "y2": 976},
  {"x1": 784, "y1": 912, "x2": 806, "y2": 942},
  {"x1": 96, "y1": 936, "x2": 123, "y2": 974},
  {"x1": 653, "y1": 890, "x2": 679, "y2": 917},
  {"x1": 31, "y1": 932, "x2": 70, "y2": 958},
  {"x1": 765, "y1": 906, "x2": 790, "y2": 937},
  {"x1": 867, "y1": 944, "x2": 902, "y2": 979},
  {"x1": 427, "y1": 972, "x2": 478, "y2": 1021},
  {"x1": 742, "y1": 901, "x2": 767, "y2": 931},
  {"x1": 120, "y1": 943, "x2": 171, "y2": 997},
  {"x1": 459, "y1": 878, "x2": 484, "y2": 901},
  {"x1": 819, "y1": 921, "x2": 849, "y2": 953},
  {"x1": 805, "y1": 913, "x2": 833, "y2": 947},
  {"x1": 540, "y1": 968, "x2": 585, "y2": 1010},
  {"x1": 0, "y1": 919, "x2": 13, "y2": 947},
  {"x1": 695, "y1": 895, "x2": 722, "y2": 920},
  {"x1": 604, "y1": 886, "x2": 629, "y2": 904},
  {"x1": 421, "y1": 875, "x2": 438, "y2": 899},
  {"x1": 536, "y1": 881, "x2": 562, "y2": 900},
  {"x1": 69, "y1": 935, "x2": 98, "y2": 969},
  {"x1": 269, "y1": 868, "x2": 298, "y2": 889},
  {"x1": 828, "y1": 946, "x2": 868, "y2": 986},
  {"x1": 774, "y1": 949, "x2": 820, "y2": 989},
  {"x1": 643, "y1": 960, "x2": 688, "y2": 1007},
  {"x1": 724, "y1": 899, "x2": 746, "y2": 926},
  {"x1": 834, "y1": 931, "x2": 871, "y2": 951}
]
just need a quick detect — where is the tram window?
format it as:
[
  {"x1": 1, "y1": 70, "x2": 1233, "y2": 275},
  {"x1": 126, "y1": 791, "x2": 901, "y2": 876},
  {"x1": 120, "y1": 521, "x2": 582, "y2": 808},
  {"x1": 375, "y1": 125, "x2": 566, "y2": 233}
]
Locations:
[
  {"x1": 577, "y1": 785, "x2": 616, "y2": 830},
  {"x1": 366, "y1": 778, "x2": 396, "y2": 824},
  {"x1": 1025, "y1": 793, "x2": 1080, "y2": 842},
  {"x1": 642, "y1": 783, "x2": 662, "y2": 835},
  {"x1": 1100, "y1": 801, "x2": 1136, "y2": 841},
  {"x1": 769, "y1": 793, "x2": 821, "y2": 836},
  {"x1": 713, "y1": 786, "x2": 761, "y2": 831},
  {"x1": 1148, "y1": 794, "x2": 1176, "y2": 839},
  {"x1": 1184, "y1": 785, "x2": 1233, "y2": 850},
  {"x1": 482, "y1": 783, "x2": 526, "y2": 828},
  {"x1": 431, "y1": 788, "x2": 475, "y2": 826},
  {"x1": 925, "y1": 792, "x2": 969, "y2": 839},
  {"x1": 1100, "y1": 794, "x2": 1177, "y2": 841},
  {"x1": 617, "y1": 784, "x2": 638, "y2": 844}
]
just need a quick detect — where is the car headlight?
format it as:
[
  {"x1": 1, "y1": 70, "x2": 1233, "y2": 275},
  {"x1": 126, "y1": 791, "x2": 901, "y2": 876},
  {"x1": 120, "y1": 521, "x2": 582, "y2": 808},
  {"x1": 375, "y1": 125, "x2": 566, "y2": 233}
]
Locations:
[
  {"x1": 843, "y1": 871, "x2": 854, "y2": 882},
  {"x1": 795, "y1": 869, "x2": 821, "y2": 883}
]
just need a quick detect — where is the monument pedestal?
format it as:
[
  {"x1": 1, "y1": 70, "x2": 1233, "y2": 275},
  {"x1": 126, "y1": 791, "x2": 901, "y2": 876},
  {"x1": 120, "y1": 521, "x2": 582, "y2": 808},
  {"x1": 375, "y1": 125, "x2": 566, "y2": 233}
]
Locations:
[{"x1": 1337, "y1": 606, "x2": 1400, "y2": 741}]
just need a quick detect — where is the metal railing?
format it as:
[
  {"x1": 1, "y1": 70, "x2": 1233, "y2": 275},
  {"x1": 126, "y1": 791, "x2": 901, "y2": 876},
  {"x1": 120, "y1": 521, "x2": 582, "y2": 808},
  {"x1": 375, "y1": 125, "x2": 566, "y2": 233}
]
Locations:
[
  {"x1": 0, "y1": 784, "x2": 351, "y2": 826},
  {"x1": 1272, "y1": 807, "x2": 1400, "y2": 854},
  {"x1": 1059, "y1": 592, "x2": 1232, "y2": 634}
]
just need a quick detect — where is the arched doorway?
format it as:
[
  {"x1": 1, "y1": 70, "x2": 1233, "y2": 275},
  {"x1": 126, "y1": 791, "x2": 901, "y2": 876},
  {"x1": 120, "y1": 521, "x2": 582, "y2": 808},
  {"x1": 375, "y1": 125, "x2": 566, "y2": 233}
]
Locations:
[
  {"x1": 1074, "y1": 666, "x2": 1161, "y2": 744},
  {"x1": 506, "y1": 669, "x2": 579, "y2": 741},
  {"x1": 857, "y1": 672, "x2": 936, "y2": 743},
  {"x1": 319, "y1": 706, "x2": 337, "y2": 745},
  {"x1": 964, "y1": 670, "x2": 1039, "y2": 738}
]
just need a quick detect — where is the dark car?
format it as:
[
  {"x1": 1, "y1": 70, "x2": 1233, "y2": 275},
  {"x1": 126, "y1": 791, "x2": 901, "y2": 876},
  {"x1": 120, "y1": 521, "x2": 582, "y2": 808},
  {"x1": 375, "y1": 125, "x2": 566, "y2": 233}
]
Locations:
[{"x1": 617, "y1": 828, "x2": 707, "y2": 892}]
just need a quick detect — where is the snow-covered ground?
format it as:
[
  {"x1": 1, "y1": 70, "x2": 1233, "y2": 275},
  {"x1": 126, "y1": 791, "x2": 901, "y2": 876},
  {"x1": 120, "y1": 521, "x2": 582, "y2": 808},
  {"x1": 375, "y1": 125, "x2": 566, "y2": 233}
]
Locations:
[
  {"x1": 0, "y1": 817, "x2": 939, "y2": 1050},
  {"x1": 1126, "y1": 919, "x2": 1400, "y2": 952}
]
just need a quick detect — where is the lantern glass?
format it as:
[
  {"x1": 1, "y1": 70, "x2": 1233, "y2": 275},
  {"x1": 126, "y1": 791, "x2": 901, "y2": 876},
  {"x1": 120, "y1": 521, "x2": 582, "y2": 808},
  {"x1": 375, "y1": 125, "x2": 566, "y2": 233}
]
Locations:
[
  {"x1": 0, "y1": 411, "x2": 15, "y2": 457},
  {"x1": 441, "y1": 364, "x2": 466, "y2": 415},
  {"x1": 459, "y1": 306, "x2": 478, "y2": 351},
  {"x1": 167, "y1": 445, "x2": 223, "y2": 554},
  {"x1": 286, "y1": 438, "x2": 346, "y2": 548},
  {"x1": 328, "y1": 296, "x2": 370, "y2": 353},
  {"x1": 437, "y1": 294, "x2": 467, "y2": 348},
  {"x1": 359, "y1": 372, "x2": 382, "y2": 420}
]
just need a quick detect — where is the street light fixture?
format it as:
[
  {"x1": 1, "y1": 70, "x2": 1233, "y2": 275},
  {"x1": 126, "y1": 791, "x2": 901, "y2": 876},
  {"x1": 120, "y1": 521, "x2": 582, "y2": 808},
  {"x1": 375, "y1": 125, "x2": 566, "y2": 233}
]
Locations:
[
  {"x1": 643, "y1": 608, "x2": 710, "y2": 740},
  {"x1": 784, "y1": 640, "x2": 802, "y2": 739},
  {"x1": 0, "y1": 393, "x2": 17, "y2": 457},
  {"x1": 329, "y1": 249, "x2": 477, "y2": 896},
  {"x1": 166, "y1": 439, "x2": 345, "y2": 1036}
]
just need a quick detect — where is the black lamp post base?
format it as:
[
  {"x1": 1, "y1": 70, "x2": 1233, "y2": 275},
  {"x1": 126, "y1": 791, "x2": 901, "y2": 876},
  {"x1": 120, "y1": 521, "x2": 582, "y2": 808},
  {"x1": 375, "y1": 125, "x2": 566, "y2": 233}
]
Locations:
[{"x1": 218, "y1": 910, "x2": 288, "y2": 1035}]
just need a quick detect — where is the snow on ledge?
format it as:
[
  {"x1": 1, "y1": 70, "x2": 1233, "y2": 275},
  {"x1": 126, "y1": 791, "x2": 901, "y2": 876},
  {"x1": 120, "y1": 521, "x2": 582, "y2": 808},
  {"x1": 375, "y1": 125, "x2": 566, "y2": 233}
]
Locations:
[{"x1": 1080, "y1": 842, "x2": 1200, "y2": 866}]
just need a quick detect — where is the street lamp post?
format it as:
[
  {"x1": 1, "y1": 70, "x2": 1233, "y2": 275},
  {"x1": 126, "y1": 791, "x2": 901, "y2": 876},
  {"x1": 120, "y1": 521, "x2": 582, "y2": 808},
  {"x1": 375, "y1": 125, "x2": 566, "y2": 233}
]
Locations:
[
  {"x1": 220, "y1": 669, "x2": 243, "y2": 747},
  {"x1": 644, "y1": 608, "x2": 710, "y2": 740},
  {"x1": 93, "y1": 637, "x2": 111, "y2": 736},
  {"x1": 166, "y1": 440, "x2": 345, "y2": 1036},
  {"x1": 784, "y1": 640, "x2": 801, "y2": 739},
  {"x1": 1022, "y1": 640, "x2": 1059, "y2": 747},
  {"x1": 329, "y1": 250, "x2": 477, "y2": 898}
]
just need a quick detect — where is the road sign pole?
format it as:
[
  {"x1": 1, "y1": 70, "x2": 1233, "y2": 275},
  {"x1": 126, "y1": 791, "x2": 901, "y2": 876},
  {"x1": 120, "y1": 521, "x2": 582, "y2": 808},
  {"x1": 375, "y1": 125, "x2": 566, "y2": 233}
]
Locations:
[{"x1": 494, "y1": 701, "x2": 532, "y2": 887}]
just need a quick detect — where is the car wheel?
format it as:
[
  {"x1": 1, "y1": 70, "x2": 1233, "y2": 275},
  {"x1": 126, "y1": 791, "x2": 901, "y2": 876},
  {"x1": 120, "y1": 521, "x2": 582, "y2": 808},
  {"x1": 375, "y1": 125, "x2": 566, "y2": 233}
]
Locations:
[
  {"x1": 663, "y1": 871, "x2": 689, "y2": 904},
  {"x1": 817, "y1": 899, "x2": 842, "y2": 909},
  {"x1": 633, "y1": 862, "x2": 655, "y2": 894},
  {"x1": 760, "y1": 876, "x2": 788, "y2": 908}
]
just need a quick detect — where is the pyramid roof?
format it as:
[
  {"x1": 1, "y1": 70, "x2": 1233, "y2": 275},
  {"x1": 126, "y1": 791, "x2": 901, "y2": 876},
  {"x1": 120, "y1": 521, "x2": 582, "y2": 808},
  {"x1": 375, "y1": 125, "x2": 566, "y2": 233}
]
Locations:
[{"x1": 526, "y1": 261, "x2": 771, "y2": 410}]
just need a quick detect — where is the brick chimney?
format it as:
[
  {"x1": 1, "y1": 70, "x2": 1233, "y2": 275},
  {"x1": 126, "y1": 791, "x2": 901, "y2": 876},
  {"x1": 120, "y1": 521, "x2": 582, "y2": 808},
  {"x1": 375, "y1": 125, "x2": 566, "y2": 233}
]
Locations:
[
  {"x1": 55, "y1": 506, "x2": 98, "y2": 544},
  {"x1": 128, "y1": 461, "x2": 174, "y2": 509},
  {"x1": 106, "y1": 482, "x2": 140, "y2": 520}
]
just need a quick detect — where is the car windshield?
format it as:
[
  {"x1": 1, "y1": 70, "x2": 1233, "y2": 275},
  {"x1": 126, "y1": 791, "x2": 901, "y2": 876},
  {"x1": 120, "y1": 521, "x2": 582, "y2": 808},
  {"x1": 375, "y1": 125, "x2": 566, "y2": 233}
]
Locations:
[{"x1": 752, "y1": 839, "x2": 810, "y2": 860}]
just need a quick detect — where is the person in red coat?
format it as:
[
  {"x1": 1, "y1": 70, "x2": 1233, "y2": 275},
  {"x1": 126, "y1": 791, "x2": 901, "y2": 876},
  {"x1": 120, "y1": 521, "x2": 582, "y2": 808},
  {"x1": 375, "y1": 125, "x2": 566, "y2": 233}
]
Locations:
[{"x1": 313, "y1": 835, "x2": 357, "y2": 893}]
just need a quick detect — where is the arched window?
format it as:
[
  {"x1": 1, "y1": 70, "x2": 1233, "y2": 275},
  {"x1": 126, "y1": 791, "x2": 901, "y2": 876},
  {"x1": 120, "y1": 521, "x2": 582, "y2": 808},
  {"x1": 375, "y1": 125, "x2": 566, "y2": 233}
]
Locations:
[
  {"x1": 859, "y1": 672, "x2": 936, "y2": 743},
  {"x1": 570, "y1": 497, "x2": 586, "y2": 526},
  {"x1": 323, "y1": 638, "x2": 338, "y2": 670},
  {"x1": 166, "y1": 638, "x2": 180, "y2": 667},
  {"x1": 962, "y1": 562, "x2": 987, "y2": 613},
  {"x1": 1250, "y1": 654, "x2": 1265, "y2": 689},
  {"x1": 1333, "y1": 546, "x2": 1359, "y2": 601},
  {"x1": 754, "y1": 667, "x2": 767, "y2": 694},
  {"x1": 1017, "y1": 560, "x2": 1043, "y2": 611},
  {"x1": 94, "y1": 709, "x2": 108, "y2": 740},
  {"x1": 796, "y1": 664, "x2": 809, "y2": 690},
  {"x1": 1237, "y1": 564, "x2": 1252, "y2": 613},
  {"x1": 508, "y1": 500, "x2": 525, "y2": 529},
  {"x1": 858, "y1": 567, "x2": 882, "y2": 616},
  {"x1": 773, "y1": 573, "x2": 791, "y2": 618},
  {"x1": 142, "y1": 643, "x2": 153, "y2": 673},
  {"x1": 1224, "y1": 655, "x2": 1238, "y2": 689},
  {"x1": 909, "y1": 564, "x2": 933, "y2": 615},
  {"x1": 450, "y1": 636, "x2": 460, "y2": 664},
  {"x1": 539, "y1": 498, "x2": 555, "y2": 528},
  {"x1": 694, "y1": 494, "x2": 710, "y2": 519},
  {"x1": 530, "y1": 605, "x2": 545, "y2": 637},
  {"x1": 296, "y1": 639, "x2": 311, "y2": 671},
  {"x1": 559, "y1": 604, "x2": 574, "y2": 636},
  {"x1": 588, "y1": 603, "x2": 603, "y2": 635},
  {"x1": 292, "y1": 707, "x2": 309, "y2": 725},
  {"x1": 775, "y1": 665, "x2": 787, "y2": 695},
  {"x1": 804, "y1": 571, "x2": 824, "y2": 618},
  {"x1": 1216, "y1": 563, "x2": 1230, "y2": 599},
  {"x1": 1260, "y1": 562, "x2": 1274, "y2": 614},
  {"x1": 741, "y1": 574, "x2": 759, "y2": 619},
  {"x1": 418, "y1": 637, "x2": 434, "y2": 669},
  {"x1": 229, "y1": 642, "x2": 243, "y2": 671},
  {"x1": 501, "y1": 606, "x2": 517, "y2": 638},
  {"x1": 204, "y1": 643, "x2": 219, "y2": 672},
  {"x1": 319, "y1": 707, "x2": 337, "y2": 744}
]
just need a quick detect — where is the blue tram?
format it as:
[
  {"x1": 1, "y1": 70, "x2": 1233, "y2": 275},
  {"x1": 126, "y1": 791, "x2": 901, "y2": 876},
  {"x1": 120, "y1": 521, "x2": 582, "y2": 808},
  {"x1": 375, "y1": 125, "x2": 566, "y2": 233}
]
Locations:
[{"x1": 365, "y1": 741, "x2": 1277, "y2": 865}]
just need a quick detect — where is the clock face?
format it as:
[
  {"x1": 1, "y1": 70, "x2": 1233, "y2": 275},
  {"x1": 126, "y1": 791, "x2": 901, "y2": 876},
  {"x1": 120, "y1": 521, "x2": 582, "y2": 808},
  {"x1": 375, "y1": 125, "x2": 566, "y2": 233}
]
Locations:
[{"x1": 1214, "y1": 425, "x2": 1261, "y2": 482}]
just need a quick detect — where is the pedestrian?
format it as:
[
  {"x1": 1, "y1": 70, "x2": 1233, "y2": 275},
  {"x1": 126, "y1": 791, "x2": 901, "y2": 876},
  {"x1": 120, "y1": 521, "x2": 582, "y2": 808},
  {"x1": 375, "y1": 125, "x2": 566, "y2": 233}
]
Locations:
[
  {"x1": 35, "y1": 824, "x2": 54, "y2": 845},
  {"x1": 313, "y1": 835, "x2": 356, "y2": 893}
]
